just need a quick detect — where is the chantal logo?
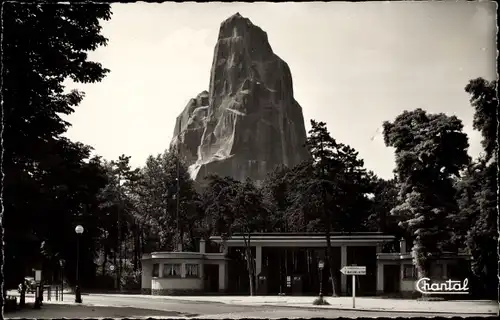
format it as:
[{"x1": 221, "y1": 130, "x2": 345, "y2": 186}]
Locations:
[{"x1": 416, "y1": 277, "x2": 469, "y2": 295}]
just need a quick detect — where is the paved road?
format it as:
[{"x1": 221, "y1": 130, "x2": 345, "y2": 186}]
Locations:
[{"x1": 5, "y1": 293, "x2": 496, "y2": 319}]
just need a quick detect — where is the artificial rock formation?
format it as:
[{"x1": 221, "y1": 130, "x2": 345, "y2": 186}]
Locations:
[{"x1": 170, "y1": 13, "x2": 310, "y2": 184}]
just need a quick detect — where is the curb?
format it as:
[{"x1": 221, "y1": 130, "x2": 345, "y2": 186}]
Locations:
[
  {"x1": 261, "y1": 303, "x2": 497, "y2": 315},
  {"x1": 87, "y1": 294, "x2": 497, "y2": 316}
]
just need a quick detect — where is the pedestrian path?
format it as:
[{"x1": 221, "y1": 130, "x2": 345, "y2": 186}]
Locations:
[
  {"x1": 89, "y1": 293, "x2": 498, "y2": 315},
  {"x1": 3, "y1": 302, "x2": 184, "y2": 319}
]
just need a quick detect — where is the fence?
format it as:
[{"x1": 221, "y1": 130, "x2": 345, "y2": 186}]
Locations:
[{"x1": 42, "y1": 285, "x2": 66, "y2": 301}]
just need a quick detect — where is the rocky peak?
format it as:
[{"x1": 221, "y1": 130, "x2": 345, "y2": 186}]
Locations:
[{"x1": 170, "y1": 13, "x2": 310, "y2": 184}]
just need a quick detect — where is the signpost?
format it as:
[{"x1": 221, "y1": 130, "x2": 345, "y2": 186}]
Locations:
[
  {"x1": 340, "y1": 266, "x2": 366, "y2": 308},
  {"x1": 34, "y1": 270, "x2": 42, "y2": 283},
  {"x1": 34, "y1": 270, "x2": 42, "y2": 309},
  {"x1": 318, "y1": 260, "x2": 325, "y2": 299}
]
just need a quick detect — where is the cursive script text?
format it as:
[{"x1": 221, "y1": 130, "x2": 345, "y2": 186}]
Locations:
[{"x1": 416, "y1": 277, "x2": 469, "y2": 294}]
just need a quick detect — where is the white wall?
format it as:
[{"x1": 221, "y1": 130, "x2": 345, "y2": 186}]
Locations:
[
  {"x1": 142, "y1": 256, "x2": 228, "y2": 292},
  {"x1": 152, "y1": 278, "x2": 204, "y2": 290},
  {"x1": 400, "y1": 279, "x2": 414, "y2": 292},
  {"x1": 141, "y1": 260, "x2": 153, "y2": 289},
  {"x1": 374, "y1": 260, "x2": 458, "y2": 294}
]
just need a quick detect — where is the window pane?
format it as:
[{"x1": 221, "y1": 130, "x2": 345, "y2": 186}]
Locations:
[
  {"x1": 173, "y1": 264, "x2": 181, "y2": 276},
  {"x1": 163, "y1": 264, "x2": 181, "y2": 277},
  {"x1": 186, "y1": 264, "x2": 199, "y2": 277},
  {"x1": 152, "y1": 264, "x2": 159, "y2": 277},
  {"x1": 403, "y1": 264, "x2": 414, "y2": 279}
]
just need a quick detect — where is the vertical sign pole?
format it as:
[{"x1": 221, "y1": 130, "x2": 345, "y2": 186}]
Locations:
[{"x1": 352, "y1": 275, "x2": 356, "y2": 308}]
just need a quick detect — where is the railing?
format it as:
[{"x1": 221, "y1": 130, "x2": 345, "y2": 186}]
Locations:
[{"x1": 40, "y1": 285, "x2": 67, "y2": 301}]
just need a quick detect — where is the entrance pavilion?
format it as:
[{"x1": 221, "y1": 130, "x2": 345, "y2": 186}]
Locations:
[
  {"x1": 141, "y1": 232, "x2": 396, "y2": 296},
  {"x1": 208, "y1": 232, "x2": 395, "y2": 295}
]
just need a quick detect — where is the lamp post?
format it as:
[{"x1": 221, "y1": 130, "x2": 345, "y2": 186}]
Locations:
[
  {"x1": 75, "y1": 225, "x2": 84, "y2": 303},
  {"x1": 318, "y1": 260, "x2": 325, "y2": 300},
  {"x1": 59, "y1": 259, "x2": 65, "y2": 301}
]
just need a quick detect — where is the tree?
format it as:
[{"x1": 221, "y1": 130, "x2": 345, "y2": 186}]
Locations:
[
  {"x1": 464, "y1": 78, "x2": 497, "y2": 162},
  {"x1": 231, "y1": 178, "x2": 268, "y2": 296},
  {"x1": 288, "y1": 120, "x2": 371, "y2": 296},
  {"x1": 133, "y1": 154, "x2": 173, "y2": 252},
  {"x1": 261, "y1": 165, "x2": 294, "y2": 232},
  {"x1": 132, "y1": 151, "x2": 200, "y2": 253},
  {"x1": 201, "y1": 175, "x2": 267, "y2": 296},
  {"x1": 383, "y1": 109, "x2": 470, "y2": 279},
  {"x1": 201, "y1": 175, "x2": 239, "y2": 251},
  {"x1": 97, "y1": 155, "x2": 141, "y2": 289},
  {"x1": 2, "y1": 2, "x2": 111, "y2": 294},
  {"x1": 458, "y1": 78, "x2": 498, "y2": 298},
  {"x1": 454, "y1": 161, "x2": 497, "y2": 297},
  {"x1": 365, "y1": 174, "x2": 405, "y2": 251}
]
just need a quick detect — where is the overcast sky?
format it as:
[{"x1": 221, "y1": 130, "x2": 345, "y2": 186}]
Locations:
[{"x1": 63, "y1": 1, "x2": 497, "y2": 179}]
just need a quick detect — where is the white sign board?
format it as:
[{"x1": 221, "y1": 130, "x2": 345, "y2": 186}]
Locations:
[
  {"x1": 34, "y1": 270, "x2": 42, "y2": 282},
  {"x1": 318, "y1": 261, "x2": 325, "y2": 269},
  {"x1": 340, "y1": 266, "x2": 366, "y2": 275},
  {"x1": 340, "y1": 266, "x2": 366, "y2": 309},
  {"x1": 109, "y1": 265, "x2": 115, "y2": 271}
]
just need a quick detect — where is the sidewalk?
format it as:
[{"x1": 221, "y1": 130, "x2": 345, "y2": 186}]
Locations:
[
  {"x1": 89, "y1": 293, "x2": 498, "y2": 315},
  {"x1": 4, "y1": 303, "x2": 185, "y2": 319}
]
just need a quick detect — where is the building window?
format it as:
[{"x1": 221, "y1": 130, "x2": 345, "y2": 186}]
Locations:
[
  {"x1": 403, "y1": 264, "x2": 415, "y2": 279},
  {"x1": 152, "y1": 263, "x2": 159, "y2": 277},
  {"x1": 163, "y1": 264, "x2": 181, "y2": 277},
  {"x1": 185, "y1": 264, "x2": 199, "y2": 278}
]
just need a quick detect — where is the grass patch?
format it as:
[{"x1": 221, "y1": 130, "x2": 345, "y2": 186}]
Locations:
[{"x1": 312, "y1": 297, "x2": 330, "y2": 305}]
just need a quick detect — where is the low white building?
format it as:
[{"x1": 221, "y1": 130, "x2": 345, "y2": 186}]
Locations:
[{"x1": 141, "y1": 233, "x2": 471, "y2": 297}]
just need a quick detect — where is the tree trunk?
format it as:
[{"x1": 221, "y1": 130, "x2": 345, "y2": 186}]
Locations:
[
  {"x1": 179, "y1": 228, "x2": 184, "y2": 252},
  {"x1": 103, "y1": 245, "x2": 109, "y2": 276},
  {"x1": 117, "y1": 221, "x2": 122, "y2": 290},
  {"x1": 113, "y1": 249, "x2": 118, "y2": 288},
  {"x1": 188, "y1": 227, "x2": 196, "y2": 252},
  {"x1": 245, "y1": 247, "x2": 255, "y2": 296},
  {"x1": 243, "y1": 235, "x2": 255, "y2": 296},
  {"x1": 325, "y1": 230, "x2": 338, "y2": 297},
  {"x1": 415, "y1": 249, "x2": 430, "y2": 300},
  {"x1": 133, "y1": 226, "x2": 138, "y2": 271}
]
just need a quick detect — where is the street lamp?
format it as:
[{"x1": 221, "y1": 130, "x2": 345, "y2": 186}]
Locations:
[
  {"x1": 59, "y1": 259, "x2": 66, "y2": 301},
  {"x1": 75, "y1": 225, "x2": 84, "y2": 303},
  {"x1": 318, "y1": 260, "x2": 325, "y2": 300}
]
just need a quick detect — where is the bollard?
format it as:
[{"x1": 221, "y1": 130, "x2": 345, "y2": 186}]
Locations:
[
  {"x1": 47, "y1": 286, "x2": 51, "y2": 301},
  {"x1": 55, "y1": 286, "x2": 59, "y2": 301}
]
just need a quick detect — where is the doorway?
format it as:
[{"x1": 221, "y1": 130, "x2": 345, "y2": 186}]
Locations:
[
  {"x1": 204, "y1": 264, "x2": 219, "y2": 293},
  {"x1": 383, "y1": 264, "x2": 400, "y2": 295}
]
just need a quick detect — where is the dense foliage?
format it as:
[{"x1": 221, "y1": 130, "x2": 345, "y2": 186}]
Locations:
[
  {"x1": 382, "y1": 109, "x2": 470, "y2": 278},
  {"x1": 2, "y1": 3, "x2": 112, "y2": 297},
  {"x1": 2, "y1": 2, "x2": 496, "y2": 300}
]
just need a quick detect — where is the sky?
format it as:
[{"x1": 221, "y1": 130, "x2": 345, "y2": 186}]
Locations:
[{"x1": 63, "y1": 1, "x2": 497, "y2": 179}]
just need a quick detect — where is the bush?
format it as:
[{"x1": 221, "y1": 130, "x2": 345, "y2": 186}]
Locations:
[
  {"x1": 120, "y1": 260, "x2": 141, "y2": 291},
  {"x1": 312, "y1": 297, "x2": 330, "y2": 305}
]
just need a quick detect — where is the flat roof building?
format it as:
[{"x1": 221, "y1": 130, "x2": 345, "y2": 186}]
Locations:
[{"x1": 141, "y1": 232, "x2": 470, "y2": 297}]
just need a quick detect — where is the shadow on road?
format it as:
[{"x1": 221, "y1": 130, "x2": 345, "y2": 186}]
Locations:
[{"x1": 4, "y1": 303, "x2": 199, "y2": 319}]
